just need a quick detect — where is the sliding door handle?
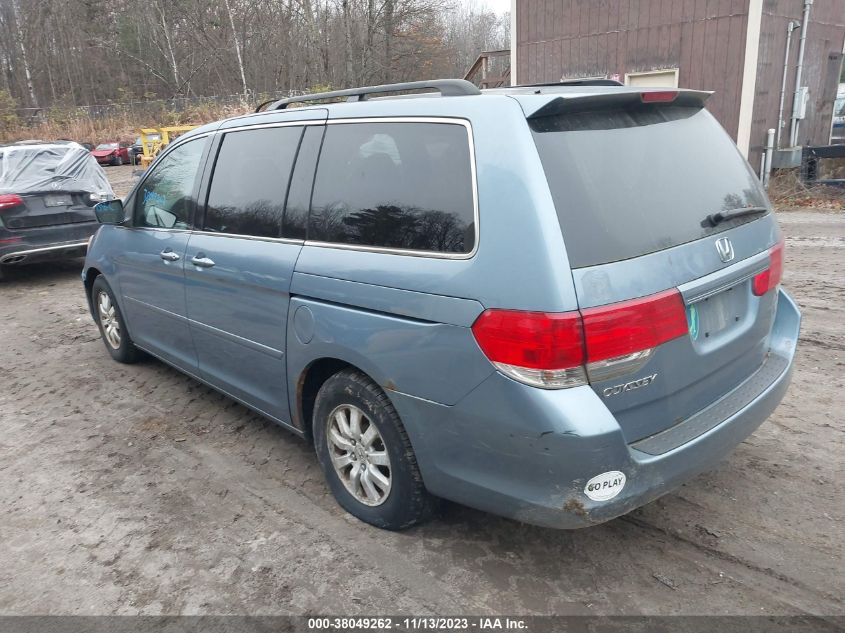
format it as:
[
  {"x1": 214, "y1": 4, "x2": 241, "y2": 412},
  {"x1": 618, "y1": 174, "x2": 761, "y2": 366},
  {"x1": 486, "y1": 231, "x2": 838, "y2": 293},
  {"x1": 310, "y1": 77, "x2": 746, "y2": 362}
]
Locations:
[{"x1": 190, "y1": 254, "x2": 215, "y2": 268}]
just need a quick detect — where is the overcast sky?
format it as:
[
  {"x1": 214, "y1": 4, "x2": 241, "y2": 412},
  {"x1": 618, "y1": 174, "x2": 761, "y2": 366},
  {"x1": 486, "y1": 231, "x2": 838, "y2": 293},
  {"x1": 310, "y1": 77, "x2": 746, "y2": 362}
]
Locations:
[{"x1": 466, "y1": 0, "x2": 511, "y2": 15}]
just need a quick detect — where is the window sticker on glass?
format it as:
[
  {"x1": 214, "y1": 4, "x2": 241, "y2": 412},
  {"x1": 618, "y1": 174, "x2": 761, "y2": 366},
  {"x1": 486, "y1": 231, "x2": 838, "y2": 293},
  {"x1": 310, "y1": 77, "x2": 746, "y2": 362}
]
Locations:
[{"x1": 134, "y1": 139, "x2": 205, "y2": 230}]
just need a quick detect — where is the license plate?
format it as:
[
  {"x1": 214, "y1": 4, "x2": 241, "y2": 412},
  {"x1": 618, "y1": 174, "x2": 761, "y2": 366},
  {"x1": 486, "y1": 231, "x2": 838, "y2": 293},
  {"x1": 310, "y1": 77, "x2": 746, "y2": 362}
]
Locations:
[
  {"x1": 687, "y1": 287, "x2": 743, "y2": 341},
  {"x1": 44, "y1": 194, "x2": 72, "y2": 207}
]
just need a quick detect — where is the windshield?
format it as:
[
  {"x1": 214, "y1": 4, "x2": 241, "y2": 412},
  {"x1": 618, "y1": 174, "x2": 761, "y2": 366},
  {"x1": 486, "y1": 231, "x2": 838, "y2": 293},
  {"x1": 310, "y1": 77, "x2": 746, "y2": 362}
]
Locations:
[
  {"x1": 0, "y1": 145, "x2": 114, "y2": 195},
  {"x1": 96, "y1": 143, "x2": 118, "y2": 150},
  {"x1": 531, "y1": 105, "x2": 769, "y2": 268}
]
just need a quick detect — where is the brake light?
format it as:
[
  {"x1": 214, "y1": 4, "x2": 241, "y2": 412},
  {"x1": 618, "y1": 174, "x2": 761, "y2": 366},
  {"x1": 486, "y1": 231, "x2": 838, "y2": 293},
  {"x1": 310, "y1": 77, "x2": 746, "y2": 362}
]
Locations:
[
  {"x1": 752, "y1": 239, "x2": 785, "y2": 296},
  {"x1": 581, "y1": 289, "x2": 688, "y2": 363},
  {"x1": 471, "y1": 310, "x2": 586, "y2": 388},
  {"x1": 641, "y1": 91, "x2": 679, "y2": 103},
  {"x1": 471, "y1": 289, "x2": 689, "y2": 389},
  {"x1": 0, "y1": 194, "x2": 23, "y2": 211}
]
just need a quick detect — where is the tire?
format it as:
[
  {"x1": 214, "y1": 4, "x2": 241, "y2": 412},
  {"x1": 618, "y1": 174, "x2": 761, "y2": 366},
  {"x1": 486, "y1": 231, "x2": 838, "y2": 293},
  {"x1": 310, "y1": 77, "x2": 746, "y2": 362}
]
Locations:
[
  {"x1": 313, "y1": 368, "x2": 437, "y2": 530},
  {"x1": 0, "y1": 265, "x2": 6, "y2": 282},
  {"x1": 112, "y1": 155, "x2": 123, "y2": 166},
  {"x1": 91, "y1": 276, "x2": 139, "y2": 363}
]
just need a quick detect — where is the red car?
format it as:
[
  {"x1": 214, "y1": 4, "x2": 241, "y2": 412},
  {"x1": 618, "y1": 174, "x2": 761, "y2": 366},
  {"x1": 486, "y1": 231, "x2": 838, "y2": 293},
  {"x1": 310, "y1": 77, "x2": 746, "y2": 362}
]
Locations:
[{"x1": 91, "y1": 142, "x2": 130, "y2": 166}]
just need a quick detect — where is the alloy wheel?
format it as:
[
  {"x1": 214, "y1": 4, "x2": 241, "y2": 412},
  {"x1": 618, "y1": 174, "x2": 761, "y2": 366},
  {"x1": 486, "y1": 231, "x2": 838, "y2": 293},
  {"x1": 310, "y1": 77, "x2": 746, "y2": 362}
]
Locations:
[
  {"x1": 327, "y1": 404, "x2": 392, "y2": 506},
  {"x1": 97, "y1": 291, "x2": 121, "y2": 349}
]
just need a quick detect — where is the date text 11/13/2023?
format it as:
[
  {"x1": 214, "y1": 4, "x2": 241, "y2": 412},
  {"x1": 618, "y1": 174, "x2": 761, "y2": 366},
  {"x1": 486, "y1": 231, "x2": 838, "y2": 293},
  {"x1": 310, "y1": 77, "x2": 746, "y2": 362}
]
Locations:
[{"x1": 307, "y1": 616, "x2": 528, "y2": 630}]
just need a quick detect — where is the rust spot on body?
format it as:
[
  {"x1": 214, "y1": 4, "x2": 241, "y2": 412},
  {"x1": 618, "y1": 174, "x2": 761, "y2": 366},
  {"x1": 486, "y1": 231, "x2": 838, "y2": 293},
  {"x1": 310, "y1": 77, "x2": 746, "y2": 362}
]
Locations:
[{"x1": 563, "y1": 497, "x2": 588, "y2": 517}]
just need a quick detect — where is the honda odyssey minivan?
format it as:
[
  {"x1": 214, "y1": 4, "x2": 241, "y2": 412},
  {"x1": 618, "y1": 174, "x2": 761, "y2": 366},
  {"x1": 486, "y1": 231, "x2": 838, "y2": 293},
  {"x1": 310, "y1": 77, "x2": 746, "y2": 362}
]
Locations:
[{"x1": 83, "y1": 79, "x2": 800, "y2": 530}]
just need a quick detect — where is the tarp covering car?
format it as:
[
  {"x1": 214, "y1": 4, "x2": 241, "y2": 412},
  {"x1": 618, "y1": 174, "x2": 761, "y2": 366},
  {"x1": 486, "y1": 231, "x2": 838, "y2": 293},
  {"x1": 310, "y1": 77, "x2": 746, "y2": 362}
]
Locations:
[{"x1": 0, "y1": 142, "x2": 114, "y2": 197}]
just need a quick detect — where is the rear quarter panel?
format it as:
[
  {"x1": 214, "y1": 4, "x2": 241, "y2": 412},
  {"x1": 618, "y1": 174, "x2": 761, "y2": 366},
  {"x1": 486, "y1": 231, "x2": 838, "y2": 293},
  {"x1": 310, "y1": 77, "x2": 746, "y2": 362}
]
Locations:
[{"x1": 285, "y1": 290, "x2": 493, "y2": 409}]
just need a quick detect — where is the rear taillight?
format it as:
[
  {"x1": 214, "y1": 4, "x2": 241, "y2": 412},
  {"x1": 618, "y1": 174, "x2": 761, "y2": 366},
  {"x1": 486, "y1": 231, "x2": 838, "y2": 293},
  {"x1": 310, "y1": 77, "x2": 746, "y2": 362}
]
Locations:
[
  {"x1": 472, "y1": 289, "x2": 689, "y2": 389},
  {"x1": 86, "y1": 192, "x2": 110, "y2": 206},
  {"x1": 0, "y1": 194, "x2": 23, "y2": 211},
  {"x1": 752, "y1": 239, "x2": 785, "y2": 296},
  {"x1": 471, "y1": 310, "x2": 586, "y2": 389},
  {"x1": 581, "y1": 289, "x2": 688, "y2": 382},
  {"x1": 580, "y1": 290, "x2": 688, "y2": 363},
  {"x1": 641, "y1": 91, "x2": 679, "y2": 103}
]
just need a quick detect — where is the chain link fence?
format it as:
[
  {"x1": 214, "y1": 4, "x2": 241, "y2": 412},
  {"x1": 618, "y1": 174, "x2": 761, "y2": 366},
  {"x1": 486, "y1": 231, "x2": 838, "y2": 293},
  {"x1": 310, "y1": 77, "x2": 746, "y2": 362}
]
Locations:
[{"x1": 13, "y1": 91, "x2": 304, "y2": 126}]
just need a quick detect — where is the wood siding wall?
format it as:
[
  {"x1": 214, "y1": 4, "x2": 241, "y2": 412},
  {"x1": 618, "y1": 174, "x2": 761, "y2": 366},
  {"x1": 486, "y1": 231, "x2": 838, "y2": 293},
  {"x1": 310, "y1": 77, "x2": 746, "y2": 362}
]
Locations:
[
  {"x1": 750, "y1": 0, "x2": 845, "y2": 168},
  {"x1": 515, "y1": 0, "x2": 752, "y2": 139}
]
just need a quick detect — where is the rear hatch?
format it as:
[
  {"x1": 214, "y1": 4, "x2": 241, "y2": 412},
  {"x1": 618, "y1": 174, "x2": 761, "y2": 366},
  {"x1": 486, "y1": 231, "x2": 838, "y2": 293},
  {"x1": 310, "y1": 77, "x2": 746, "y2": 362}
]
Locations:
[
  {"x1": 528, "y1": 90, "x2": 782, "y2": 442},
  {"x1": 1, "y1": 191, "x2": 97, "y2": 229}
]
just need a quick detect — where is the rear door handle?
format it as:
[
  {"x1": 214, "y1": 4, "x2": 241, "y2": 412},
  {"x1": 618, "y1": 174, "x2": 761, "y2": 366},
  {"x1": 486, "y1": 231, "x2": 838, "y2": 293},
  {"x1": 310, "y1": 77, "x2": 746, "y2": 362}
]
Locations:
[
  {"x1": 159, "y1": 249, "x2": 180, "y2": 262},
  {"x1": 190, "y1": 253, "x2": 215, "y2": 268}
]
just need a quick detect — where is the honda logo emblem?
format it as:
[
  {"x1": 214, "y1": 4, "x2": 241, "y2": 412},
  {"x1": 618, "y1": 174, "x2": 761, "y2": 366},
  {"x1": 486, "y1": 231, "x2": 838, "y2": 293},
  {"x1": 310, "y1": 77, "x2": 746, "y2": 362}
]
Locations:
[{"x1": 715, "y1": 237, "x2": 735, "y2": 263}]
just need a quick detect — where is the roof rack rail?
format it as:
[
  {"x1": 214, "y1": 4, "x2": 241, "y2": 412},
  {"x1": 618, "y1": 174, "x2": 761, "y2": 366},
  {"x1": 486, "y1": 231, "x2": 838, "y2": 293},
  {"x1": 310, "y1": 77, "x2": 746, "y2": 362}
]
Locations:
[
  {"x1": 257, "y1": 79, "x2": 481, "y2": 112},
  {"x1": 518, "y1": 79, "x2": 624, "y2": 88}
]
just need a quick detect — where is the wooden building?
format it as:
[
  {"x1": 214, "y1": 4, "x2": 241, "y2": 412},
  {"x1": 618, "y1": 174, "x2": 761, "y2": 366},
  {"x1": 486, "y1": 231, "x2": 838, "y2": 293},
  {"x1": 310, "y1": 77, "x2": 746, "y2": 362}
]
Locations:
[{"x1": 509, "y1": 0, "x2": 845, "y2": 171}]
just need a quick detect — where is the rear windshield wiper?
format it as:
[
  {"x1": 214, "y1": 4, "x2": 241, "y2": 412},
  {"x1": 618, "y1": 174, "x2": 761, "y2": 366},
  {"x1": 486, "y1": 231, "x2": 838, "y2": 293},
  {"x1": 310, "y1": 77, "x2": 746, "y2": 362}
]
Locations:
[{"x1": 705, "y1": 206, "x2": 768, "y2": 227}]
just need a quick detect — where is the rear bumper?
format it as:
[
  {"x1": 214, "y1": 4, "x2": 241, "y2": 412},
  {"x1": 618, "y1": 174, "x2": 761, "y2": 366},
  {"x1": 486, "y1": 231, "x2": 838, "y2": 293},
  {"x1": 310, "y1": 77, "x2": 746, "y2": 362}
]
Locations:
[
  {"x1": 390, "y1": 288, "x2": 801, "y2": 529},
  {"x1": 0, "y1": 223, "x2": 98, "y2": 265}
]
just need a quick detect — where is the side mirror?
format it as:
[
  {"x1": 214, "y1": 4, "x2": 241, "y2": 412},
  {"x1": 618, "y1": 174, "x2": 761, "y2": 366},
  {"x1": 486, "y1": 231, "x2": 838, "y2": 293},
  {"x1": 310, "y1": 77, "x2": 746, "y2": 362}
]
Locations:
[{"x1": 94, "y1": 199, "x2": 125, "y2": 225}]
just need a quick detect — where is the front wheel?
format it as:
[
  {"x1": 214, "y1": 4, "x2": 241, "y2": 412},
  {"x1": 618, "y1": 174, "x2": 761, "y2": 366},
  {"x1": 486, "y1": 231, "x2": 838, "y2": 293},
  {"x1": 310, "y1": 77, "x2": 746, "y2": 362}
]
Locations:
[
  {"x1": 91, "y1": 276, "x2": 139, "y2": 363},
  {"x1": 313, "y1": 369, "x2": 437, "y2": 530}
]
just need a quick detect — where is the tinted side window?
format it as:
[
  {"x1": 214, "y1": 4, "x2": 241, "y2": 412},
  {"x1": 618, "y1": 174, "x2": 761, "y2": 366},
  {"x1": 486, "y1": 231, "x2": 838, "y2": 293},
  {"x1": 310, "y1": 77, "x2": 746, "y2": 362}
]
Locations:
[
  {"x1": 283, "y1": 125, "x2": 324, "y2": 240},
  {"x1": 204, "y1": 126, "x2": 303, "y2": 238},
  {"x1": 309, "y1": 122, "x2": 475, "y2": 254},
  {"x1": 135, "y1": 138, "x2": 205, "y2": 229}
]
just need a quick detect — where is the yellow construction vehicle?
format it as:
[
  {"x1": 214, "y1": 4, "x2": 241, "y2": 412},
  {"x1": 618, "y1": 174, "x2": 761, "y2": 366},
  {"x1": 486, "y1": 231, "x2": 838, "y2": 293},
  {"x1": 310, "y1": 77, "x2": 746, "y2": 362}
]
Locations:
[{"x1": 136, "y1": 126, "x2": 197, "y2": 168}]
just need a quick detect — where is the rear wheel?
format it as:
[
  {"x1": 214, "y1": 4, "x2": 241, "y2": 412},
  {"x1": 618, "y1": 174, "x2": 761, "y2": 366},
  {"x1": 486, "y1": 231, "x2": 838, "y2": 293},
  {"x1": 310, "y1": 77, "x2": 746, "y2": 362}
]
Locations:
[
  {"x1": 313, "y1": 368, "x2": 437, "y2": 530},
  {"x1": 92, "y1": 276, "x2": 139, "y2": 363}
]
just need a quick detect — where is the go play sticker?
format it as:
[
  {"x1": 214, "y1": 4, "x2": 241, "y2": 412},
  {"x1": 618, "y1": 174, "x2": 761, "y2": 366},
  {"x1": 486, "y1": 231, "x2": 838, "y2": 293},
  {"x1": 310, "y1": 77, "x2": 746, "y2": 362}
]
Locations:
[
  {"x1": 584, "y1": 471, "x2": 626, "y2": 501},
  {"x1": 686, "y1": 304, "x2": 700, "y2": 340}
]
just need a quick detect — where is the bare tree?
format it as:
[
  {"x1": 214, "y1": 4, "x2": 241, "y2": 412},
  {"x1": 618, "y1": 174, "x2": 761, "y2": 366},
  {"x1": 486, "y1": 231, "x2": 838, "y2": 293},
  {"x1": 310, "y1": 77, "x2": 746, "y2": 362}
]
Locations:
[
  {"x1": 221, "y1": 0, "x2": 248, "y2": 94},
  {"x1": 0, "y1": 0, "x2": 509, "y2": 114},
  {"x1": 11, "y1": 0, "x2": 37, "y2": 107}
]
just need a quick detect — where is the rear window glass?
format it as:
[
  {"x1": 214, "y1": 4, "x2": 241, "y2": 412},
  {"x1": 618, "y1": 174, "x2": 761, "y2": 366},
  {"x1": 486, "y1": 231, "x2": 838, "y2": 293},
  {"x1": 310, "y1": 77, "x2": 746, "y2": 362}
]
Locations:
[
  {"x1": 309, "y1": 122, "x2": 475, "y2": 254},
  {"x1": 530, "y1": 105, "x2": 768, "y2": 268}
]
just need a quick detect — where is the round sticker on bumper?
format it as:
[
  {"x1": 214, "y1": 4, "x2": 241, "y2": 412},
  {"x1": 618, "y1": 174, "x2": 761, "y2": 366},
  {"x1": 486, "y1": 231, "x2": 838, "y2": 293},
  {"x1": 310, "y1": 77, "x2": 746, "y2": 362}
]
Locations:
[{"x1": 584, "y1": 471, "x2": 626, "y2": 501}]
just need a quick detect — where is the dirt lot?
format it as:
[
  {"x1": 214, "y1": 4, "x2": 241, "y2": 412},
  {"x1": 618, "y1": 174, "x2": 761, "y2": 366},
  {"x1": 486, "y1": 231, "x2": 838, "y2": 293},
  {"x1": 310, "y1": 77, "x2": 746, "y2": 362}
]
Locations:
[
  {"x1": 0, "y1": 173, "x2": 842, "y2": 614},
  {"x1": 106, "y1": 164, "x2": 142, "y2": 198}
]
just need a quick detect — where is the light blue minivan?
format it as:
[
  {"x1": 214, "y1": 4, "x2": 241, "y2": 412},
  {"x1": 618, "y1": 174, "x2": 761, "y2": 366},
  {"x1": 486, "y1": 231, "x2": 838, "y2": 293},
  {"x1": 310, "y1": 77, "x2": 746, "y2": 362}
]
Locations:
[{"x1": 83, "y1": 79, "x2": 800, "y2": 530}]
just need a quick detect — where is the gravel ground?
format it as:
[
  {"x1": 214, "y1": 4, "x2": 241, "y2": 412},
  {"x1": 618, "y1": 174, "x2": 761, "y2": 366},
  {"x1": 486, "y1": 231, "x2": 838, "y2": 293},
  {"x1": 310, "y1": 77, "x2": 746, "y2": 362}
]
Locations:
[
  {"x1": 106, "y1": 164, "x2": 142, "y2": 198},
  {"x1": 0, "y1": 194, "x2": 842, "y2": 615}
]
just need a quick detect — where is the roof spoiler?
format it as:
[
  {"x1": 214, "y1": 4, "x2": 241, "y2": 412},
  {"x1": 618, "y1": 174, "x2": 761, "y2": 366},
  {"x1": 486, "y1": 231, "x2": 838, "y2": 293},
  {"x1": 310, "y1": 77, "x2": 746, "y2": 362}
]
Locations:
[
  {"x1": 525, "y1": 90, "x2": 713, "y2": 120},
  {"x1": 518, "y1": 79, "x2": 624, "y2": 88}
]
